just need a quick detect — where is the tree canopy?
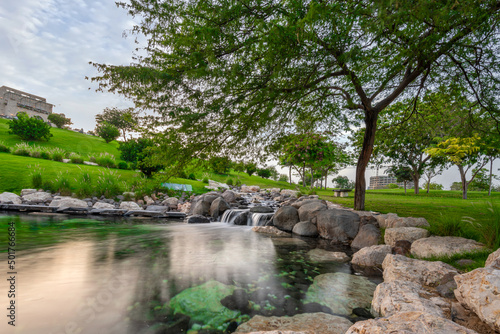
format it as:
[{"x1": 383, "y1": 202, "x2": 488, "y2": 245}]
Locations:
[{"x1": 91, "y1": 0, "x2": 500, "y2": 209}]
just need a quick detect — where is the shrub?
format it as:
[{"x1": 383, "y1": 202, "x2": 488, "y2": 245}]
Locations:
[
  {"x1": 40, "y1": 152, "x2": 50, "y2": 159},
  {"x1": 49, "y1": 147, "x2": 66, "y2": 162},
  {"x1": 188, "y1": 173, "x2": 196, "y2": 180},
  {"x1": 386, "y1": 183, "x2": 399, "y2": 189},
  {"x1": 0, "y1": 141, "x2": 10, "y2": 153},
  {"x1": 12, "y1": 143, "x2": 31, "y2": 156},
  {"x1": 42, "y1": 180, "x2": 56, "y2": 193},
  {"x1": 95, "y1": 170, "x2": 124, "y2": 198},
  {"x1": 117, "y1": 161, "x2": 129, "y2": 170},
  {"x1": 427, "y1": 214, "x2": 472, "y2": 239},
  {"x1": 278, "y1": 174, "x2": 289, "y2": 182},
  {"x1": 30, "y1": 169, "x2": 43, "y2": 189},
  {"x1": 76, "y1": 172, "x2": 94, "y2": 198},
  {"x1": 245, "y1": 162, "x2": 257, "y2": 176},
  {"x1": 69, "y1": 153, "x2": 84, "y2": 164},
  {"x1": 132, "y1": 177, "x2": 161, "y2": 199},
  {"x1": 226, "y1": 178, "x2": 233, "y2": 186},
  {"x1": 48, "y1": 113, "x2": 72, "y2": 128},
  {"x1": 95, "y1": 152, "x2": 117, "y2": 168},
  {"x1": 8, "y1": 112, "x2": 52, "y2": 141},
  {"x1": 257, "y1": 168, "x2": 272, "y2": 179},
  {"x1": 235, "y1": 180, "x2": 241, "y2": 187},
  {"x1": 207, "y1": 156, "x2": 232, "y2": 174},
  {"x1": 307, "y1": 188, "x2": 316, "y2": 195},
  {"x1": 202, "y1": 177, "x2": 209, "y2": 183},
  {"x1": 95, "y1": 122, "x2": 120, "y2": 143},
  {"x1": 55, "y1": 171, "x2": 72, "y2": 196}
]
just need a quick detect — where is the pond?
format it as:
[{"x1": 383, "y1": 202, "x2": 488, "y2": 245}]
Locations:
[{"x1": 0, "y1": 213, "x2": 381, "y2": 334}]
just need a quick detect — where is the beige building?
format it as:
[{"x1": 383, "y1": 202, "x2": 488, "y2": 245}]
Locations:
[
  {"x1": 368, "y1": 175, "x2": 415, "y2": 190},
  {"x1": 0, "y1": 86, "x2": 54, "y2": 122}
]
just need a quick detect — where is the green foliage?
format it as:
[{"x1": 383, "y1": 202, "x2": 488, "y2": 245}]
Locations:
[
  {"x1": 415, "y1": 250, "x2": 491, "y2": 272},
  {"x1": 257, "y1": 168, "x2": 272, "y2": 179},
  {"x1": 233, "y1": 162, "x2": 245, "y2": 173},
  {"x1": 226, "y1": 178, "x2": 233, "y2": 186},
  {"x1": 426, "y1": 214, "x2": 473, "y2": 239},
  {"x1": 386, "y1": 183, "x2": 400, "y2": 189},
  {"x1": 278, "y1": 174, "x2": 289, "y2": 183},
  {"x1": 8, "y1": 112, "x2": 52, "y2": 141},
  {"x1": 12, "y1": 143, "x2": 31, "y2": 156},
  {"x1": 202, "y1": 177, "x2": 209, "y2": 184},
  {"x1": 235, "y1": 179, "x2": 241, "y2": 187},
  {"x1": 95, "y1": 122, "x2": 120, "y2": 143},
  {"x1": 95, "y1": 169, "x2": 124, "y2": 198},
  {"x1": 245, "y1": 162, "x2": 257, "y2": 177},
  {"x1": 188, "y1": 173, "x2": 196, "y2": 180},
  {"x1": 118, "y1": 138, "x2": 162, "y2": 177},
  {"x1": 117, "y1": 161, "x2": 129, "y2": 170},
  {"x1": 69, "y1": 153, "x2": 84, "y2": 164},
  {"x1": 0, "y1": 141, "x2": 9, "y2": 153},
  {"x1": 428, "y1": 183, "x2": 444, "y2": 190},
  {"x1": 30, "y1": 167, "x2": 43, "y2": 189},
  {"x1": 76, "y1": 172, "x2": 94, "y2": 198},
  {"x1": 95, "y1": 107, "x2": 139, "y2": 140},
  {"x1": 207, "y1": 156, "x2": 232, "y2": 174},
  {"x1": 95, "y1": 152, "x2": 117, "y2": 168},
  {"x1": 463, "y1": 202, "x2": 500, "y2": 249},
  {"x1": 48, "y1": 113, "x2": 72, "y2": 129},
  {"x1": 468, "y1": 168, "x2": 496, "y2": 191},
  {"x1": 55, "y1": 171, "x2": 72, "y2": 196},
  {"x1": 332, "y1": 176, "x2": 354, "y2": 189},
  {"x1": 50, "y1": 147, "x2": 65, "y2": 162}
]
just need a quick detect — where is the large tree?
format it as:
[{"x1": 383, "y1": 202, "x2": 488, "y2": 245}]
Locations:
[
  {"x1": 95, "y1": 107, "x2": 139, "y2": 141},
  {"x1": 91, "y1": 0, "x2": 500, "y2": 210}
]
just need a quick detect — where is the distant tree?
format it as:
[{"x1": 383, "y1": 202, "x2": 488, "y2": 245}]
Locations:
[
  {"x1": 8, "y1": 112, "x2": 52, "y2": 141},
  {"x1": 450, "y1": 182, "x2": 462, "y2": 191},
  {"x1": 257, "y1": 168, "x2": 272, "y2": 179},
  {"x1": 278, "y1": 174, "x2": 289, "y2": 183},
  {"x1": 386, "y1": 166, "x2": 413, "y2": 194},
  {"x1": 232, "y1": 161, "x2": 246, "y2": 173},
  {"x1": 95, "y1": 107, "x2": 139, "y2": 141},
  {"x1": 207, "y1": 156, "x2": 232, "y2": 174},
  {"x1": 48, "y1": 113, "x2": 72, "y2": 129},
  {"x1": 428, "y1": 183, "x2": 444, "y2": 191},
  {"x1": 332, "y1": 176, "x2": 355, "y2": 190},
  {"x1": 468, "y1": 168, "x2": 498, "y2": 191},
  {"x1": 95, "y1": 122, "x2": 120, "y2": 143},
  {"x1": 245, "y1": 162, "x2": 257, "y2": 177}
]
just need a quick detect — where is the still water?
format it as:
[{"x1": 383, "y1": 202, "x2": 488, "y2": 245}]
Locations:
[{"x1": 0, "y1": 213, "x2": 379, "y2": 334}]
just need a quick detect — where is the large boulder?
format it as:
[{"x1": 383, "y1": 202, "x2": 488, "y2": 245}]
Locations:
[
  {"x1": 316, "y1": 209, "x2": 360, "y2": 243},
  {"x1": 241, "y1": 185, "x2": 260, "y2": 193},
  {"x1": 0, "y1": 192, "x2": 22, "y2": 204},
  {"x1": 146, "y1": 205, "x2": 169, "y2": 212},
  {"x1": 384, "y1": 227, "x2": 429, "y2": 247},
  {"x1": 233, "y1": 211, "x2": 250, "y2": 225},
  {"x1": 210, "y1": 197, "x2": 230, "y2": 220},
  {"x1": 22, "y1": 191, "x2": 52, "y2": 204},
  {"x1": 351, "y1": 245, "x2": 392, "y2": 269},
  {"x1": 455, "y1": 267, "x2": 500, "y2": 332},
  {"x1": 411, "y1": 236, "x2": 486, "y2": 258},
  {"x1": 186, "y1": 215, "x2": 210, "y2": 224},
  {"x1": 21, "y1": 189, "x2": 37, "y2": 196},
  {"x1": 351, "y1": 224, "x2": 380, "y2": 249},
  {"x1": 306, "y1": 249, "x2": 350, "y2": 263},
  {"x1": 272, "y1": 206, "x2": 300, "y2": 232},
  {"x1": 485, "y1": 248, "x2": 500, "y2": 269},
  {"x1": 251, "y1": 226, "x2": 291, "y2": 237},
  {"x1": 191, "y1": 199, "x2": 211, "y2": 216},
  {"x1": 280, "y1": 189, "x2": 299, "y2": 198},
  {"x1": 371, "y1": 280, "x2": 449, "y2": 318},
  {"x1": 49, "y1": 196, "x2": 88, "y2": 208},
  {"x1": 297, "y1": 201, "x2": 327, "y2": 222},
  {"x1": 291, "y1": 199, "x2": 325, "y2": 209},
  {"x1": 202, "y1": 193, "x2": 221, "y2": 205},
  {"x1": 304, "y1": 272, "x2": 377, "y2": 315},
  {"x1": 250, "y1": 206, "x2": 274, "y2": 213},
  {"x1": 222, "y1": 189, "x2": 237, "y2": 203},
  {"x1": 234, "y1": 313, "x2": 352, "y2": 334},
  {"x1": 382, "y1": 254, "x2": 459, "y2": 288},
  {"x1": 385, "y1": 215, "x2": 430, "y2": 228},
  {"x1": 93, "y1": 201, "x2": 115, "y2": 210},
  {"x1": 346, "y1": 311, "x2": 478, "y2": 334},
  {"x1": 161, "y1": 197, "x2": 179, "y2": 208},
  {"x1": 292, "y1": 221, "x2": 318, "y2": 237},
  {"x1": 119, "y1": 201, "x2": 142, "y2": 210}
]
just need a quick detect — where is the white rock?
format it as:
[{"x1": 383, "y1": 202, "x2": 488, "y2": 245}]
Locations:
[
  {"x1": 485, "y1": 248, "x2": 500, "y2": 269},
  {"x1": 21, "y1": 189, "x2": 37, "y2": 196},
  {"x1": 384, "y1": 227, "x2": 430, "y2": 247},
  {"x1": 177, "y1": 202, "x2": 191, "y2": 213},
  {"x1": 119, "y1": 201, "x2": 143, "y2": 210},
  {"x1": 346, "y1": 311, "x2": 479, "y2": 334},
  {"x1": 162, "y1": 197, "x2": 179, "y2": 207},
  {"x1": 383, "y1": 254, "x2": 459, "y2": 288},
  {"x1": 371, "y1": 280, "x2": 448, "y2": 318},
  {"x1": 280, "y1": 189, "x2": 299, "y2": 198},
  {"x1": 351, "y1": 245, "x2": 392, "y2": 268},
  {"x1": 0, "y1": 192, "x2": 22, "y2": 204},
  {"x1": 411, "y1": 236, "x2": 485, "y2": 258},
  {"x1": 455, "y1": 267, "x2": 500, "y2": 332},
  {"x1": 62, "y1": 158, "x2": 71, "y2": 163},
  {"x1": 143, "y1": 196, "x2": 154, "y2": 206},
  {"x1": 83, "y1": 161, "x2": 98, "y2": 166},
  {"x1": 385, "y1": 215, "x2": 430, "y2": 228},
  {"x1": 22, "y1": 192, "x2": 52, "y2": 203},
  {"x1": 251, "y1": 226, "x2": 291, "y2": 236},
  {"x1": 208, "y1": 180, "x2": 230, "y2": 190},
  {"x1": 49, "y1": 197, "x2": 88, "y2": 208},
  {"x1": 306, "y1": 248, "x2": 350, "y2": 263},
  {"x1": 241, "y1": 185, "x2": 261, "y2": 193},
  {"x1": 93, "y1": 202, "x2": 115, "y2": 209}
]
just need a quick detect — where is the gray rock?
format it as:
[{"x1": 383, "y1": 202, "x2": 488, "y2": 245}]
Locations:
[
  {"x1": 202, "y1": 193, "x2": 221, "y2": 205},
  {"x1": 291, "y1": 199, "x2": 325, "y2": 209},
  {"x1": 119, "y1": 201, "x2": 143, "y2": 211},
  {"x1": 316, "y1": 209, "x2": 360, "y2": 243},
  {"x1": 186, "y1": 215, "x2": 210, "y2": 224},
  {"x1": 210, "y1": 197, "x2": 230, "y2": 220},
  {"x1": 292, "y1": 221, "x2": 318, "y2": 237},
  {"x1": 485, "y1": 248, "x2": 500, "y2": 269},
  {"x1": 251, "y1": 226, "x2": 291, "y2": 236},
  {"x1": 297, "y1": 201, "x2": 327, "y2": 222},
  {"x1": 272, "y1": 206, "x2": 300, "y2": 232},
  {"x1": 306, "y1": 249, "x2": 350, "y2": 263},
  {"x1": 0, "y1": 192, "x2": 22, "y2": 204},
  {"x1": 146, "y1": 205, "x2": 169, "y2": 212},
  {"x1": 22, "y1": 191, "x2": 53, "y2": 203},
  {"x1": 351, "y1": 224, "x2": 380, "y2": 249},
  {"x1": 191, "y1": 199, "x2": 210, "y2": 216},
  {"x1": 411, "y1": 236, "x2": 485, "y2": 258},
  {"x1": 21, "y1": 189, "x2": 37, "y2": 196},
  {"x1": 385, "y1": 215, "x2": 430, "y2": 228},
  {"x1": 249, "y1": 206, "x2": 274, "y2": 213},
  {"x1": 222, "y1": 189, "x2": 237, "y2": 203},
  {"x1": 384, "y1": 227, "x2": 429, "y2": 247},
  {"x1": 162, "y1": 197, "x2": 179, "y2": 208},
  {"x1": 351, "y1": 245, "x2": 392, "y2": 269},
  {"x1": 49, "y1": 196, "x2": 88, "y2": 208},
  {"x1": 93, "y1": 202, "x2": 115, "y2": 210}
]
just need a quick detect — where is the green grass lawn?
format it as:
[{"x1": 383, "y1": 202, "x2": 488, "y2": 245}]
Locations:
[{"x1": 0, "y1": 118, "x2": 121, "y2": 157}]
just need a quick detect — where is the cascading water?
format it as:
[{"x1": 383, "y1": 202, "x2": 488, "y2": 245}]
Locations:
[
  {"x1": 248, "y1": 212, "x2": 274, "y2": 226},
  {"x1": 220, "y1": 209, "x2": 274, "y2": 226},
  {"x1": 220, "y1": 209, "x2": 248, "y2": 224}
]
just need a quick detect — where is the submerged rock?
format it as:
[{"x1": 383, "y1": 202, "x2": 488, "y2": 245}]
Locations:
[
  {"x1": 252, "y1": 226, "x2": 291, "y2": 237},
  {"x1": 306, "y1": 248, "x2": 350, "y2": 263},
  {"x1": 186, "y1": 215, "x2": 210, "y2": 224},
  {"x1": 235, "y1": 312, "x2": 352, "y2": 334},
  {"x1": 304, "y1": 273, "x2": 377, "y2": 315}
]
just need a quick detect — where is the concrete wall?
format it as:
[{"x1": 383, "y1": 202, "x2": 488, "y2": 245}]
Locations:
[{"x1": 0, "y1": 86, "x2": 53, "y2": 122}]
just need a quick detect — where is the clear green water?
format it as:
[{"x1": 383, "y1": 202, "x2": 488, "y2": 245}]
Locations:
[{"x1": 0, "y1": 213, "x2": 380, "y2": 334}]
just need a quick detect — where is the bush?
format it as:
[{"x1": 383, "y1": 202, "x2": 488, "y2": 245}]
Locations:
[
  {"x1": 188, "y1": 173, "x2": 196, "y2": 180},
  {"x1": 42, "y1": 180, "x2": 56, "y2": 193},
  {"x1": 202, "y1": 177, "x2": 209, "y2": 183},
  {"x1": 0, "y1": 141, "x2": 10, "y2": 153},
  {"x1": 278, "y1": 174, "x2": 289, "y2": 182},
  {"x1": 76, "y1": 172, "x2": 94, "y2": 198},
  {"x1": 117, "y1": 161, "x2": 129, "y2": 170},
  {"x1": 95, "y1": 170, "x2": 124, "y2": 198},
  {"x1": 8, "y1": 112, "x2": 52, "y2": 141},
  {"x1": 207, "y1": 156, "x2": 232, "y2": 174},
  {"x1": 132, "y1": 177, "x2": 161, "y2": 199},
  {"x1": 235, "y1": 179, "x2": 241, "y2": 187},
  {"x1": 49, "y1": 147, "x2": 65, "y2": 162},
  {"x1": 48, "y1": 113, "x2": 72, "y2": 128},
  {"x1": 428, "y1": 182, "x2": 444, "y2": 190},
  {"x1": 55, "y1": 172, "x2": 72, "y2": 196},
  {"x1": 95, "y1": 122, "x2": 120, "y2": 143},
  {"x1": 69, "y1": 153, "x2": 84, "y2": 164},
  {"x1": 245, "y1": 162, "x2": 257, "y2": 176},
  {"x1": 95, "y1": 152, "x2": 117, "y2": 168},
  {"x1": 386, "y1": 183, "x2": 399, "y2": 189},
  {"x1": 226, "y1": 178, "x2": 233, "y2": 186},
  {"x1": 257, "y1": 168, "x2": 272, "y2": 179},
  {"x1": 40, "y1": 152, "x2": 50, "y2": 159},
  {"x1": 31, "y1": 170, "x2": 43, "y2": 189},
  {"x1": 12, "y1": 143, "x2": 31, "y2": 156}
]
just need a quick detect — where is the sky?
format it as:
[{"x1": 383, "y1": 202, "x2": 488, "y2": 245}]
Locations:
[{"x1": 1, "y1": 0, "x2": 498, "y2": 189}]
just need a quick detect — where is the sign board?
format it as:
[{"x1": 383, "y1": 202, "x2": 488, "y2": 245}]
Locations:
[{"x1": 161, "y1": 183, "x2": 193, "y2": 192}]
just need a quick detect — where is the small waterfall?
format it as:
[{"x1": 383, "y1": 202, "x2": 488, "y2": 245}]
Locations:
[
  {"x1": 248, "y1": 213, "x2": 274, "y2": 226},
  {"x1": 221, "y1": 209, "x2": 248, "y2": 224}
]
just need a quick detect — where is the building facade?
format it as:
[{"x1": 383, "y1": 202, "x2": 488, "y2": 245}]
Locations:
[
  {"x1": 0, "y1": 86, "x2": 54, "y2": 122},
  {"x1": 368, "y1": 175, "x2": 415, "y2": 190}
]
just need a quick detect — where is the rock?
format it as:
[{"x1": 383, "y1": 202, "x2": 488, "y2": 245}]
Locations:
[
  {"x1": 49, "y1": 197, "x2": 89, "y2": 208},
  {"x1": 485, "y1": 248, "x2": 500, "y2": 269},
  {"x1": 237, "y1": 331, "x2": 306, "y2": 334},
  {"x1": 241, "y1": 185, "x2": 260, "y2": 193},
  {"x1": 351, "y1": 224, "x2": 380, "y2": 249},
  {"x1": 210, "y1": 197, "x2": 230, "y2": 220},
  {"x1": 21, "y1": 189, "x2": 37, "y2": 196},
  {"x1": 178, "y1": 202, "x2": 191, "y2": 213},
  {"x1": 351, "y1": 245, "x2": 392, "y2": 268},
  {"x1": 122, "y1": 191, "x2": 135, "y2": 199},
  {"x1": 304, "y1": 273, "x2": 377, "y2": 315},
  {"x1": 186, "y1": 215, "x2": 210, "y2": 224},
  {"x1": 451, "y1": 301, "x2": 497, "y2": 334},
  {"x1": 206, "y1": 180, "x2": 230, "y2": 190},
  {"x1": 162, "y1": 197, "x2": 179, "y2": 208},
  {"x1": 272, "y1": 206, "x2": 300, "y2": 232},
  {"x1": 119, "y1": 201, "x2": 143, "y2": 210},
  {"x1": 92, "y1": 202, "x2": 115, "y2": 210},
  {"x1": 346, "y1": 311, "x2": 479, "y2": 334},
  {"x1": 456, "y1": 259, "x2": 477, "y2": 267},
  {"x1": 358, "y1": 215, "x2": 379, "y2": 227},
  {"x1": 62, "y1": 158, "x2": 71, "y2": 163},
  {"x1": 234, "y1": 211, "x2": 250, "y2": 225},
  {"x1": 271, "y1": 237, "x2": 308, "y2": 247},
  {"x1": 455, "y1": 267, "x2": 500, "y2": 332},
  {"x1": 411, "y1": 236, "x2": 486, "y2": 258},
  {"x1": 384, "y1": 227, "x2": 430, "y2": 247},
  {"x1": 385, "y1": 215, "x2": 430, "y2": 228},
  {"x1": 22, "y1": 191, "x2": 52, "y2": 203},
  {"x1": 383, "y1": 254, "x2": 459, "y2": 288},
  {"x1": 0, "y1": 192, "x2": 22, "y2": 204},
  {"x1": 83, "y1": 161, "x2": 98, "y2": 166},
  {"x1": 146, "y1": 205, "x2": 169, "y2": 212},
  {"x1": 168, "y1": 280, "x2": 243, "y2": 329},
  {"x1": 292, "y1": 221, "x2": 318, "y2": 237},
  {"x1": 316, "y1": 209, "x2": 360, "y2": 244},
  {"x1": 202, "y1": 193, "x2": 221, "y2": 205},
  {"x1": 137, "y1": 199, "x2": 144, "y2": 205},
  {"x1": 191, "y1": 199, "x2": 211, "y2": 216},
  {"x1": 371, "y1": 280, "x2": 448, "y2": 318},
  {"x1": 220, "y1": 289, "x2": 250, "y2": 313},
  {"x1": 143, "y1": 196, "x2": 154, "y2": 206},
  {"x1": 250, "y1": 206, "x2": 274, "y2": 213},
  {"x1": 222, "y1": 189, "x2": 237, "y2": 203},
  {"x1": 291, "y1": 199, "x2": 325, "y2": 209},
  {"x1": 235, "y1": 313, "x2": 352, "y2": 334},
  {"x1": 280, "y1": 189, "x2": 300, "y2": 198},
  {"x1": 297, "y1": 201, "x2": 327, "y2": 222},
  {"x1": 252, "y1": 226, "x2": 291, "y2": 237},
  {"x1": 392, "y1": 240, "x2": 412, "y2": 256},
  {"x1": 268, "y1": 188, "x2": 280, "y2": 193},
  {"x1": 306, "y1": 249, "x2": 350, "y2": 263}
]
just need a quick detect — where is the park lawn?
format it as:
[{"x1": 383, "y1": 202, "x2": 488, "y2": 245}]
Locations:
[
  {"x1": 196, "y1": 170, "x2": 297, "y2": 190},
  {"x1": 0, "y1": 118, "x2": 121, "y2": 157}
]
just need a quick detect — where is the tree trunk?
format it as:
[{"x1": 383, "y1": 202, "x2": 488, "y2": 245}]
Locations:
[
  {"x1": 302, "y1": 164, "x2": 306, "y2": 187},
  {"x1": 354, "y1": 110, "x2": 379, "y2": 210},
  {"x1": 310, "y1": 167, "x2": 314, "y2": 188},
  {"x1": 458, "y1": 165, "x2": 468, "y2": 200},
  {"x1": 404, "y1": 181, "x2": 407, "y2": 194},
  {"x1": 489, "y1": 158, "x2": 493, "y2": 196},
  {"x1": 412, "y1": 167, "x2": 420, "y2": 194},
  {"x1": 289, "y1": 165, "x2": 292, "y2": 185},
  {"x1": 426, "y1": 180, "x2": 430, "y2": 193}
]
